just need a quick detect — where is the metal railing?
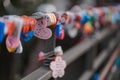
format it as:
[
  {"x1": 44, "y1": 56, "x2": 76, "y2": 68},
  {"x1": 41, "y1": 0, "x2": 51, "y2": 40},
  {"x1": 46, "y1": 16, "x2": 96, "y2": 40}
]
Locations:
[{"x1": 21, "y1": 26, "x2": 120, "y2": 80}]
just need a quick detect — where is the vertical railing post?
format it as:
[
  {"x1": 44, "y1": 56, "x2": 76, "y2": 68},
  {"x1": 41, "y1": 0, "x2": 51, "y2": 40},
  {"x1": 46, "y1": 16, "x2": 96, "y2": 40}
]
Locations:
[{"x1": 85, "y1": 45, "x2": 97, "y2": 70}]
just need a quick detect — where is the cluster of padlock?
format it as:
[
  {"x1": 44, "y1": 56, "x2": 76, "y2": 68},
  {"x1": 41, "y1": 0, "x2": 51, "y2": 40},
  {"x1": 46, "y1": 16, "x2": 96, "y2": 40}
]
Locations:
[
  {"x1": 0, "y1": 5, "x2": 120, "y2": 53},
  {"x1": 0, "y1": 15, "x2": 36, "y2": 53},
  {"x1": 33, "y1": 4, "x2": 120, "y2": 40},
  {"x1": 0, "y1": 4, "x2": 120, "y2": 79},
  {"x1": 38, "y1": 46, "x2": 66, "y2": 79}
]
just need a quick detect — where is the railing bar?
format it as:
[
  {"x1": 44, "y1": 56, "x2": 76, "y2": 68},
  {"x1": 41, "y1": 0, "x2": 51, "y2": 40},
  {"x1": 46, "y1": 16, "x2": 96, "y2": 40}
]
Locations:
[
  {"x1": 21, "y1": 27, "x2": 117, "y2": 80},
  {"x1": 79, "y1": 35, "x2": 120, "y2": 80}
]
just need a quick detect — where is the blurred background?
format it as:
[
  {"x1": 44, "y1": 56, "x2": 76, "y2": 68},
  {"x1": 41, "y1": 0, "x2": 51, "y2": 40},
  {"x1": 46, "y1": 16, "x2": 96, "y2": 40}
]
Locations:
[
  {"x1": 0, "y1": 0, "x2": 120, "y2": 16},
  {"x1": 0, "y1": 0, "x2": 120, "y2": 80}
]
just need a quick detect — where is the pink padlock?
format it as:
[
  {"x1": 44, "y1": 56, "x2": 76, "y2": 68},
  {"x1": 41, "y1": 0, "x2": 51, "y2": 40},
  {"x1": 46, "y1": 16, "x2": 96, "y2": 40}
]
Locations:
[
  {"x1": 50, "y1": 56, "x2": 66, "y2": 79},
  {"x1": 56, "y1": 30, "x2": 65, "y2": 40},
  {"x1": 6, "y1": 35, "x2": 20, "y2": 48},
  {"x1": 34, "y1": 19, "x2": 52, "y2": 39},
  {"x1": 38, "y1": 52, "x2": 46, "y2": 61}
]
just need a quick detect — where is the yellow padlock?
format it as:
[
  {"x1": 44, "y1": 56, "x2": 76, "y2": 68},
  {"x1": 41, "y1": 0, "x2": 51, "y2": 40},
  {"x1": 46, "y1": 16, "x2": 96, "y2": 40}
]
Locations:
[
  {"x1": 83, "y1": 22, "x2": 94, "y2": 34},
  {"x1": 6, "y1": 46, "x2": 16, "y2": 53}
]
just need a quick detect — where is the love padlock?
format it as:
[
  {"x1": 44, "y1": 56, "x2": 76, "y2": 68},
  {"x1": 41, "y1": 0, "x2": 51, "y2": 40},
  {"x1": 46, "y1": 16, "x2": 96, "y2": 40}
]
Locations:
[
  {"x1": 0, "y1": 21, "x2": 5, "y2": 43},
  {"x1": 61, "y1": 13, "x2": 69, "y2": 25},
  {"x1": 83, "y1": 22, "x2": 94, "y2": 35},
  {"x1": 93, "y1": 73, "x2": 99, "y2": 80},
  {"x1": 50, "y1": 56, "x2": 66, "y2": 79},
  {"x1": 34, "y1": 18, "x2": 52, "y2": 40},
  {"x1": 66, "y1": 11, "x2": 76, "y2": 24},
  {"x1": 6, "y1": 47, "x2": 16, "y2": 53},
  {"x1": 43, "y1": 13, "x2": 57, "y2": 26},
  {"x1": 115, "y1": 57, "x2": 120, "y2": 68},
  {"x1": 55, "y1": 22, "x2": 62, "y2": 36},
  {"x1": 98, "y1": 8, "x2": 106, "y2": 25},
  {"x1": 21, "y1": 31, "x2": 34, "y2": 42},
  {"x1": 15, "y1": 41, "x2": 23, "y2": 54},
  {"x1": 56, "y1": 29, "x2": 65, "y2": 40},
  {"x1": 6, "y1": 35, "x2": 20, "y2": 49},
  {"x1": 80, "y1": 11, "x2": 88, "y2": 24},
  {"x1": 21, "y1": 16, "x2": 36, "y2": 42},
  {"x1": 21, "y1": 16, "x2": 37, "y2": 32},
  {"x1": 5, "y1": 16, "x2": 24, "y2": 52},
  {"x1": 38, "y1": 46, "x2": 63, "y2": 62},
  {"x1": 74, "y1": 15, "x2": 81, "y2": 29},
  {"x1": 54, "y1": 12, "x2": 62, "y2": 24},
  {"x1": 87, "y1": 9, "x2": 94, "y2": 25},
  {"x1": 94, "y1": 21, "x2": 100, "y2": 29},
  {"x1": 4, "y1": 19, "x2": 15, "y2": 36}
]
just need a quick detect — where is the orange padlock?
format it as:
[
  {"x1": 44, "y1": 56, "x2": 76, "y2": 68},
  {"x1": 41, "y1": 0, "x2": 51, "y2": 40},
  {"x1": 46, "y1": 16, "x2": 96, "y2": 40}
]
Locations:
[
  {"x1": 21, "y1": 16, "x2": 31, "y2": 32},
  {"x1": 4, "y1": 19, "x2": 15, "y2": 35},
  {"x1": 83, "y1": 22, "x2": 94, "y2": 35},
  {"x1": 29, "y1": 17, "x2": 37, "y2": 31}
]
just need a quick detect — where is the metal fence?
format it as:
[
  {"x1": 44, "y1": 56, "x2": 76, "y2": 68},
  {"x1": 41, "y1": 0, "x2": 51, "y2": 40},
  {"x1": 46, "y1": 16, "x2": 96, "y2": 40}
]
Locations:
[{"x1": 21, "y1": 26, "x2": 120, "y2": 80}]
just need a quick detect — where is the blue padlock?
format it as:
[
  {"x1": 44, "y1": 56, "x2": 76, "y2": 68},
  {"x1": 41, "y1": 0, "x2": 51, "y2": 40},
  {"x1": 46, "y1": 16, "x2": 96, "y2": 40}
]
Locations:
[
  {"x1": 20, "y1": 31, "x2": 34, "y2": 42},
  {"x1": 0, "y1": 21, "x2": 5, "y2": 43},
  {"x1": 93, "y1": 8, "x2": 99, "y2": 21},
  {"x1": 115, "y1": 12, "x2": 120, "y2": 21},
  {"x1": 80, "y1": 11, "x2": 88, "y2": 24},
  {"x1": 93, "y1": 73, "x2": 99, "y2": 80},
  {"x1": 56, "y1": 22, "x2": 62, "y2": 37},
  {"x1": 115, "y1": 57, "x2": 120, "y2": 67},
  {"x1": 111, "y1": 14, "x2": 117, "y2": 25}
]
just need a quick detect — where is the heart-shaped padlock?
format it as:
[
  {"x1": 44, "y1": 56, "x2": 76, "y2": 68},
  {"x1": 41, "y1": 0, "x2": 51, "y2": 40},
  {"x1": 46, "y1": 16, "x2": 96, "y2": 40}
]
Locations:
[{"x1": 34, "y1": 18, "x2": 52, "y2": 39}]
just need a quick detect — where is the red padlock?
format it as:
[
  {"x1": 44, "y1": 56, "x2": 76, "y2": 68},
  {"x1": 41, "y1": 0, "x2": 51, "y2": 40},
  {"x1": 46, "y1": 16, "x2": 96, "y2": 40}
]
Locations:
[
  {"x1": 56, "y1": 29, "x2": 65, "y2": 40},
  {"x1": 74, "y1": 15, "x2": 81, "y2": 29}
]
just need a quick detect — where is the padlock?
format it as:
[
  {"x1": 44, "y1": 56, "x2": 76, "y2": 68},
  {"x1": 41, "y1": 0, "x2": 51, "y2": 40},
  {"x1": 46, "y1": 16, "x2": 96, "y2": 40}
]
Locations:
[
  {"x1": 74, "y1": 14, "x2": 81, "y2": 29},
  {"x1": 56, "y1": 22, "x2": 62, "y2": 36},
  {"x1": 54, "y1": 46, "x2": 63, "y2": 56},
  {"x1": 50, "y1": 54, "x2": 66, "y2": 79},
  {"x1": 5, "y1": 16, "x2": 24, "y2": 52},
  {"x1": 15, "y1": 41, "x2": 23, "y2": 54},
  {"x1": 21, "y1": 31, "x2": 34, "y2": 42},
  {"x1": 61, "y1": 13, "x2": 69, "y2": 25},
  {"x1": 54, "y1": 12, "x2": 62, "y2": 24},
  {"x1": 38, "y1": 46, "x2": 63, "y2": 62},
  {"x1": 87, "y1": 9, "x2": 94, "y2": 25},
  {"x1": 56, "y1": 29, "x2": 65, "y2": 40},
  {"x1": 93, "y1": 73, "x2": 99, "y2": 80},
  {"x1": 34, "y1": 18, "x2": 52, "y2": 40},
  {"x1": 83, "y1": 22, "x2": 94, "y2": 35},
  {"x1": 0, "y1": 21, "x2": 5, "y2": 43},
  {"x1": 21, "y1": 16, "x2": 36, "y2": 41},
  {"x1": 80, "y1": 11, "x2": 88, "y2": 24},
  {"x1": 66, "y1": 11, "x2": 76, "y2": 24},
  {"x1": 43, "y1": 13, "x2": 57, "y2": 26},
  {"x1": 6, "y1": 35, "x2": 20, "y2": 49},
  {"x1": 115, "y1": 57, "x2": 120, "y2": 67},
  {"x1": 97, "y1": 8, "x2": 106, "y2": 25},
  {"x1": 22, "y1": 16, "x2": 36, "y2": 32},
  {"x1": 21, "y1": 16, "x2": 31, "y2": 33},
  {"x1": 6, "y1": 47, "x2": 16, "y2": 53},
  {"x1": 4, "y1": 19, "x2": 15, "y2": 36}
]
